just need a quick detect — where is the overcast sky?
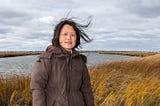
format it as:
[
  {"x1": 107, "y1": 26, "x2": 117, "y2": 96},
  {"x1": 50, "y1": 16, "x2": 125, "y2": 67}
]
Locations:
[{"x1": 0, "y1": 0, "x2": 160, "y2": 51}]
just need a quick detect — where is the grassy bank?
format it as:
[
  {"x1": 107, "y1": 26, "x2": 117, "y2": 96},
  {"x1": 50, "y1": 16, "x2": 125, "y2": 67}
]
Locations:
[
  {"x1": 90, "y1": 54, "x2": 160, "y2": 106},
  {"x1": 0, "y1": 51, "x2": 42, "y2": 58},
  {"x1": 0, "y1": 54, "x2": 160, "y2": 105}
]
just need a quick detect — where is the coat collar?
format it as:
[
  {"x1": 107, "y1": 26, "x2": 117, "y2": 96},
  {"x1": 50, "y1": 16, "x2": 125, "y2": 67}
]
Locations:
[
  {"x1": 39, "y1": 45, "x2": 79, "y2": 59},
  {"x1": 52, "y1": 46, "x2": 79, "y2": 58}
]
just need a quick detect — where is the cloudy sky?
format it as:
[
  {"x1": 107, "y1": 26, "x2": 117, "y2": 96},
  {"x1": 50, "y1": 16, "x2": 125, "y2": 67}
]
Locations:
[{"x1": 0, "y1": 0, "x2": 160, "y2": 51}]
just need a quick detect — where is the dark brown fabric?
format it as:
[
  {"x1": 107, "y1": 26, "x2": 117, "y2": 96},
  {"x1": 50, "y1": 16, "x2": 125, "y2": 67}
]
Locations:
[{"x1": 30, "y1": 46, "x2": 94, "y2": 106}]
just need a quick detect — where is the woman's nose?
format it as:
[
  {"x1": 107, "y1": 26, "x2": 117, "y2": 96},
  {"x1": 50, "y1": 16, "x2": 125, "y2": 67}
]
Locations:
[{"x1": 66, "y1": 34, "x2": 71, "y2": 39}]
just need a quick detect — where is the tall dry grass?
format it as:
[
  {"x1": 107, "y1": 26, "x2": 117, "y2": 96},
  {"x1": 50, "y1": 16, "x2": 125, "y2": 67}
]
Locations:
[
  {"x1": 0, "y1": 74, "x2": 31, "y2": 106},
  {"x1": 90, "y1": 54, "x2": 160, "y2": 106}
]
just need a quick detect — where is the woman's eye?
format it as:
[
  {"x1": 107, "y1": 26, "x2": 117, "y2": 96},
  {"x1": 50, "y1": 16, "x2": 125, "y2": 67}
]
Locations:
[
  {"x1": 71, "y1": 34, "x2": 76, "y2": 37},
  {"x1": 63, "y1": 33, "x2": 67, "y2": 36}
]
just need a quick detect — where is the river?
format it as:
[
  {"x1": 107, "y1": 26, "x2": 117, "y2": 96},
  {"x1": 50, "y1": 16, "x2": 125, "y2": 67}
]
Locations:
[{"x1": 0, "y1": 53, "x2": 136, "y2": 74}]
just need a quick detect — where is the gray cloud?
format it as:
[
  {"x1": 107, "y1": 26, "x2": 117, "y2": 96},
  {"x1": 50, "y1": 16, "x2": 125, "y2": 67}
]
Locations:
[
  {"x1": 118, "y1": 0, "x2": 160, "y2": 18},
  {"x1": 25, "y1": 32, "x2": 52, "y2": 41},
  {"x1": 0, "y1": 27, "x2": 13, "y2": 34},
  {"x1": 0, "y1": 8, "x2": 32, "y2": 26},
  {"x1": 0, "y1": 8, "x2": 27, "y2": 19}
]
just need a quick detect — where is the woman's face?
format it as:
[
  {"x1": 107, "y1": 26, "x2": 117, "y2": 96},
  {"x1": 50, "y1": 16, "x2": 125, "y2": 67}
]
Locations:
[{"x1": 59, "y1": 24, "x2": 77, "y2": 51}]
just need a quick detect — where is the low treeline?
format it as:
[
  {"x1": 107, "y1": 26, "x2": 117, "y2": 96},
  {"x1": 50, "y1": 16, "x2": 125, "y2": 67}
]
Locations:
[{"x1": 0, "y1": 54, "x2": 160, "y2": 105}]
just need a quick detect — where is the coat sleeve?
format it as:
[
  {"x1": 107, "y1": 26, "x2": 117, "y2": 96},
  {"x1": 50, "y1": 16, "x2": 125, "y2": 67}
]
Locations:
[
  {"x1": 30, "y1": 56, "x2": 51, "y2": 106},
  {"x1": 81, "y1": 62, "x2": 94, "y2": 106}
]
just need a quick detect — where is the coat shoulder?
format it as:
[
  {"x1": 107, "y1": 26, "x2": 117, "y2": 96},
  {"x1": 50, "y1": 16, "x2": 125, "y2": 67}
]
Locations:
[
  {"x1": 37, "y1": 45, "x2": 56, "y2": 62},
  {"x1": 39, "y1": 52, "x2": 53, "y2": 59},
  {"x1": 79, "y1": 54, "x2": 87, "y2": 63}
]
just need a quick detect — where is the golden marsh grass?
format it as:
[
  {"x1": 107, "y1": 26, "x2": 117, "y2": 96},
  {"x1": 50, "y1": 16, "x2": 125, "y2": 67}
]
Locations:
[
  {"x1": 90, "y1": 54, "x2": 160, "y2": 106},
  {"x1": 0, "y1": 74, "x2": 31, "y2": 106}
]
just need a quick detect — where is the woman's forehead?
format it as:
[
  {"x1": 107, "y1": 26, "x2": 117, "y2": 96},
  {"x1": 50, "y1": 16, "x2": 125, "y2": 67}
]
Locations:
[{"x1": 61, "y1": 24, "x2": 76, "y2": 33}]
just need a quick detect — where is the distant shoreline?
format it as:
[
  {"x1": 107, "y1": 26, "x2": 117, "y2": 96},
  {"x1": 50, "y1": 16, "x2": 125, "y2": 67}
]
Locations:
[
  {"x1": 0, "y1": 51, "x2": 159, "y2": 58},
  {"x1": 0, "y1": 51, "x2": 42, "y2": 58},
  {"x1": 99, "y1": 51, "x2": 160, "y2": 57}
]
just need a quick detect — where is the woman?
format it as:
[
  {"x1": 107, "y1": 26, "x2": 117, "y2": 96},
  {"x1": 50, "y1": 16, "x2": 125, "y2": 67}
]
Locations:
[{"x1": 30, "y1": 18, "x2": 94, "y2": 106}]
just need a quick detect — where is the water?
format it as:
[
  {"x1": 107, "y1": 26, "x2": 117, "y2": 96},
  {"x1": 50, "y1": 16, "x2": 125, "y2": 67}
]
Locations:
[
  {"x1": 0, "y1": 55, "x2": 37, "y2": 74},
  {"x1": 0, "y1": 53, "x2": 136, "y2": 74},
  {"x1": 85, "y1": 53, "x2": 136, "y2": 66}
]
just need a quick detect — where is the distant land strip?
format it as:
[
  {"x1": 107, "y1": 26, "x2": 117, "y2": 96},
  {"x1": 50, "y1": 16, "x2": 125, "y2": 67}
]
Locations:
[
  {"x1": 0, "y1": 51, "x2": 43, "y2": 58},
  {"x1": 0, "y1": 51, "x2": 160, "y2": 58},
  {"x1": 99, "y1": 51, "x2": 160, "y2": 57}
]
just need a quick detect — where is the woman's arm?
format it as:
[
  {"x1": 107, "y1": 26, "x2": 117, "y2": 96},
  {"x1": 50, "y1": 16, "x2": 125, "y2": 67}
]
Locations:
[
  {"x1": 30, "y1": 56, "x2": 51, "y2": 106},
  {"x1": 81, "y1": 62, "x2": 94, "y2": 106}
]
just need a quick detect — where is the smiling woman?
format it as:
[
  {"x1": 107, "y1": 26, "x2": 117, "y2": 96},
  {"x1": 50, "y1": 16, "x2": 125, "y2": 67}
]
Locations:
[{"x1": 30, "y1": 18, "x2": 94, "y2": 106}]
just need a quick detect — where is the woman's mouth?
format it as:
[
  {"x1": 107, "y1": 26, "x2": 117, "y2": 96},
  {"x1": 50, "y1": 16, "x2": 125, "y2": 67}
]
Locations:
[{"x1": 65, "y1": 42, "x2": 72, "y2": 44}]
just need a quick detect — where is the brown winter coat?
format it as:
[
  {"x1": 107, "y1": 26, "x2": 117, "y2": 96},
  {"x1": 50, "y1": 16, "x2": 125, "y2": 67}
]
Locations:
[{"x1": 30, "y1": 46, "x2": 94, "y2": 106}]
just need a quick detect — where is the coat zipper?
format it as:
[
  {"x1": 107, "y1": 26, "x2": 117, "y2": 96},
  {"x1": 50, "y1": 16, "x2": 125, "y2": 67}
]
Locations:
[{"x1": 67, "y1": 54, "x2": 72, "y2": 106}]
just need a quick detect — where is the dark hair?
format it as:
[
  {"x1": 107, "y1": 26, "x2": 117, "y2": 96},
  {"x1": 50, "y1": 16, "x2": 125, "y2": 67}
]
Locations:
[{"x1": 52, "y1": 18, "x2": 92, "y2": 49}]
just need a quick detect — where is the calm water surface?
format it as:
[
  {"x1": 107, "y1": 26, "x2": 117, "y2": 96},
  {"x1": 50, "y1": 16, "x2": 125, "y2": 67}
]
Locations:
[{"x1": 0, "y1": 53, "x2": 136, "y2": 74}]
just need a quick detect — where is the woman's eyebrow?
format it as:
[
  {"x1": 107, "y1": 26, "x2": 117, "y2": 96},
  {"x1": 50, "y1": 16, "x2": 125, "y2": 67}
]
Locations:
[{"x1": 62, "y1": 31, "x2": 76, "y2": 34}]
